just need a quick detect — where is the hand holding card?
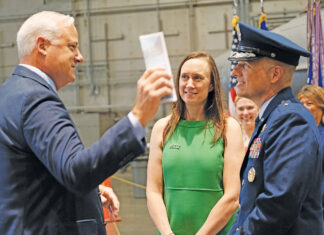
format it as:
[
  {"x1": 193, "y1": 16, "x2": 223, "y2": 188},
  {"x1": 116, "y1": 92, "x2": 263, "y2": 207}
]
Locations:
[{"x1": 139, "y1": 32, "x2": 177, "y2": 103}]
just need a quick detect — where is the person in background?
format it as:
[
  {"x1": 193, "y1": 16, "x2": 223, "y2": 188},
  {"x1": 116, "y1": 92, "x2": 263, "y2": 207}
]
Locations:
[
  {"x1": 146, "y1": 51, "x2": 245, "y2": 235},
  {"x1": 0, "y1": 11, "x2": 173, "y2": 234},
  {"x1": 101, "y1": 178, "x2": 120, "y2": 222},
  {"x1": 234, "y1": 96, "x2": 259, "y2": 150},
  {"x1": 227, "y1": 22, "x2": 323, "y2": 235},
  {"x1": 100, "y1": 178, "x2": 121, "y2": 235},
  {"x1": 298, "y1": 85, "x2": 324, "y2": 137},
  {"x1": 297, "y1": 84, "x2": 324, "y2": 218}
]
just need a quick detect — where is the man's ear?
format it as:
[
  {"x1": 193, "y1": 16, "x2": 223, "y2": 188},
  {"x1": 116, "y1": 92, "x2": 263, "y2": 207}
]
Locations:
[
  {"x1": 270, "y1": 65, "x2": 283, "y2": 84},
  {"x1": 36, "y1": 37, "x2": 49, "y2": 56}
]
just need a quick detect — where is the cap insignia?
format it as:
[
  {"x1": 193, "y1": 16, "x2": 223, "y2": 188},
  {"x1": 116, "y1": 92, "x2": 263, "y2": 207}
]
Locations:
[{"x1": 230, "y1": 51, "x2": 257, "y2": 59}]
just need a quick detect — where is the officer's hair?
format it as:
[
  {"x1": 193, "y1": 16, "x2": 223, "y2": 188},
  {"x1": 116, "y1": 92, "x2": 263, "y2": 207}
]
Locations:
[
  {"x1": 266, "y1": 58, "x2": 295, "y2": 84},
  {"x1": 17, "y1": 11, "x2": 74, "y2": 59},
  {"x1": 281, "y1": 63, "x2": 295, "y2": 84}
]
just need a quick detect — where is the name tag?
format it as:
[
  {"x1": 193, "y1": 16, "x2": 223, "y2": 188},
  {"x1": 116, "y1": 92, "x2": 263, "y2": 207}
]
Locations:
[{"x1": 169, "y1": 144, "x2": 181, "y2": 150}]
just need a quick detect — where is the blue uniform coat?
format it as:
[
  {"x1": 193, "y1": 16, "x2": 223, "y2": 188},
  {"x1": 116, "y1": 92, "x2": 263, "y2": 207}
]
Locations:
[
  {"x1": 0, "y1": 65, "x2": 145, "y2": 234},
  {"x1": 229, "y1": 87, "x2": 323, "y2": 235}
]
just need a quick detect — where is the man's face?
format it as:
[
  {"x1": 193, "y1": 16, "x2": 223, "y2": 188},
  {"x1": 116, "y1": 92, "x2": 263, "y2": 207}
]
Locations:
[
  {"x1": 44, "y1": 24, "x2": 83, "y2": 90},
  {"x1": 232, "y1": 58, "x2": 272, "y2": 104}
]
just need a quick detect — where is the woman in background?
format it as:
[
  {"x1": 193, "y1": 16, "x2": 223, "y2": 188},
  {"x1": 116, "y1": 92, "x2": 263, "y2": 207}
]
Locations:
[
  {"x1": 297, "y1": 84, "x2": 324, "y2": 217},
  {"x1": 234, "y1": 96, "x2": 259, "y2": 150},
  {"x1": 146, "y1": 51, "x2": 245, "y2": 235},
  {"x1": 298, "y1": 85, "x2": 324, "y2": 134}
]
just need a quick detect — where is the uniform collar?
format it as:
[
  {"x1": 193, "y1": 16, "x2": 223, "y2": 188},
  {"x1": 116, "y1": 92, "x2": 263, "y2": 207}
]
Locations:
[
  {"x1": 259, "y1": 95, "x2": 276, "y2": 120},
  {"x1": 261, "y1": 87, "x2": 295, "y2": 122}
]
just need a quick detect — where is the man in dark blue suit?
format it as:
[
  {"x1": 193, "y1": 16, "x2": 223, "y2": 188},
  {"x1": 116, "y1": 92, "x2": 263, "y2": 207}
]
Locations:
[
  {"x1": 0, "y1": 11, "x2": 173, "y2": 234},
  {"x1": 227, "y1": 23, "x2": 323, "y2": 234}
]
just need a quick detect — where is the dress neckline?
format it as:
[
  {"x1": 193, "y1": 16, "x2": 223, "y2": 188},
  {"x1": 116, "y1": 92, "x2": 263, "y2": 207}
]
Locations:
[{"x1": 178, "y1": 120, "x2": 209, "y2": 127}]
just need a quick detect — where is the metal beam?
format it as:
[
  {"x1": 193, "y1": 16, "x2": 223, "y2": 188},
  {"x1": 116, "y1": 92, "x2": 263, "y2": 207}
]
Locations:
[{"x1": 0, "y1": 42, "x2": 15, "y2": 48}]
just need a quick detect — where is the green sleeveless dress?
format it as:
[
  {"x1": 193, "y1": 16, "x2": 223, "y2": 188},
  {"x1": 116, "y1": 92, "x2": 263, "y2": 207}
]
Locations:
[{"x1": 161, "y1": 120, "x2": 235, "y2": 235}]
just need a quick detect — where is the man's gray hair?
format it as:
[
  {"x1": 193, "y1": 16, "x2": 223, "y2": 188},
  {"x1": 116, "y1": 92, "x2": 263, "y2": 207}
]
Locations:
[{"x1": 17, "y1": 11, "x2": 74, "y2": 59}]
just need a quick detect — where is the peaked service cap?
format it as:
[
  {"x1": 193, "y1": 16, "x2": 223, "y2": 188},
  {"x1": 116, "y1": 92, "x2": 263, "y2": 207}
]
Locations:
[{"x1": 228, "y1": 22, "x2": 311, "y2": 66}]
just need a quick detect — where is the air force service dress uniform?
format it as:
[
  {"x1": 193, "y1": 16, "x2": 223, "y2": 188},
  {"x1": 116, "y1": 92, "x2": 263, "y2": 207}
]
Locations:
[{"x1": 228, "y1": 23, "x2": 323, "y2": 235}]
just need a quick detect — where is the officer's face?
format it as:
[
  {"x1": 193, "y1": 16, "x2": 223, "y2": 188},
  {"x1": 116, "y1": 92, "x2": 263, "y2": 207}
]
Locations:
[
  {"x1": 232, "y1": 58, "x2": 273, "y2": 105},
  {"x1": 300, "y1": 96, "x2": 323, "y2": 125}
]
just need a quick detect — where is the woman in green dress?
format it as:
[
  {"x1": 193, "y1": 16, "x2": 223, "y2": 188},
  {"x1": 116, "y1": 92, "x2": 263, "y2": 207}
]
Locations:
[{"x1": 146, "y1": 51, "x2": 245, "y2": 235}]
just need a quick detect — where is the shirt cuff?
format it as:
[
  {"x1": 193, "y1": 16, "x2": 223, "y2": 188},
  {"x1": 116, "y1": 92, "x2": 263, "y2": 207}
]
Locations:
[{"x1": 127, "y1": 112, "x2": 146, "y2": 143}]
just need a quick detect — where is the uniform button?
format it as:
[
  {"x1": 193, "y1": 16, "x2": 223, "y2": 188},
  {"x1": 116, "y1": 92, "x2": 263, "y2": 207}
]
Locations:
[
  {"x1": 236, "y1": 227, "x2": 240, "y2": 231},
  {"x1": 239, "y1": 204, "x2": 241, "y2": 210}
]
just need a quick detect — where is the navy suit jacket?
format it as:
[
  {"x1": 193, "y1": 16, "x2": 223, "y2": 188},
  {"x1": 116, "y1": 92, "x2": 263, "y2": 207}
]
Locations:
[
  {"x1": 0, "y1": 65, "x2": 145, "y2": 234},
  {"x1": 229, "y1": 87, "x2": 323, "y2": 235}
]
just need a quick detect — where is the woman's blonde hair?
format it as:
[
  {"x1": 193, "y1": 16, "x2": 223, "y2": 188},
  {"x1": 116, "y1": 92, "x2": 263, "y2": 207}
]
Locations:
[{"x1": 297, "y1": 85, "x2": 324, "y2": 124}]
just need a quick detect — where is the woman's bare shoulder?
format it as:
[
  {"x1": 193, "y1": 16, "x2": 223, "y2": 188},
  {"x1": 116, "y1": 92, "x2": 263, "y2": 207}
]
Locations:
[
  {"x1": 226, "y1": 116, "x2": 240, "y2": 126},
  {"x1": 225, "y1": 116, "x2": 241, "y2": 132},
  {"x1": 153, "y1": 115, "x2": 171, "y2": 130}
]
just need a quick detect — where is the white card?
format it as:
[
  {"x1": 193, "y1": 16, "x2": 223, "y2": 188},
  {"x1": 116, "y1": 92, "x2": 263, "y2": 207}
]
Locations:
[{"x1": 139, "y1": 32, "x2": 177, "y2": 103}]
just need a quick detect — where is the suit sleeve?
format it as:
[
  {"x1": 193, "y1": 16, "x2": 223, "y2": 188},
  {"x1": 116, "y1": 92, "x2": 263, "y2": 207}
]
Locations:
[
  {"x1": 241, "y1": 110, "x2": 321, "y2": 234},
  {"x1": 22, "y1": 89, "x2": 146, "y2": 194}
]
